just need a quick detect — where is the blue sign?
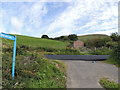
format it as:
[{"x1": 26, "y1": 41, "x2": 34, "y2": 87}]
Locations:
[
  {"x1": 0, "y1": 33, "x2": 15, "y2": 40},
  {"x1": 0, "y1": 32, "x2": 17, "y2": 79}
]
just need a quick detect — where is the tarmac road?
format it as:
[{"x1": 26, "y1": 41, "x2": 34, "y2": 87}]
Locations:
[{"x1": 64, "y1": 60, "x2": 118, "y2": 88}]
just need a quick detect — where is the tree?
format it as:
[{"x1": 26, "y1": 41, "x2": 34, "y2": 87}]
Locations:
[
  {"x1": 110, "y1": 32, "x2": 119, "y2": 41},
  {"x1": 68, "y1": 34, "x2": 78, "y2": 41},
  {"x1": 59, "y1": 36, "x2": 65, "y2": 39},
  {"x1": 41, "y1": 35, "x2": 49, "y2": 39}
]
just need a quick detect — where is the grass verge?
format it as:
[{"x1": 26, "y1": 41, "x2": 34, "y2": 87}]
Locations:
[
  {"x1": 2, "y1": 46, "x2": 67, "y2": 88},
  {"x1": 99, "y1": 78, "x2": 119, "y2": 89},
  {"x1": 104, "y1": 59, "x2": 120, "y2": 67}
]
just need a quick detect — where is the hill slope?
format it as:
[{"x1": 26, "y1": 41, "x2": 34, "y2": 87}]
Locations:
[
  {"x1": 2, "y1": 34, "x2": 68, "y2": 50},
  {"x1": 78, "y1": 34, "x2": 109, "y2": 42}
]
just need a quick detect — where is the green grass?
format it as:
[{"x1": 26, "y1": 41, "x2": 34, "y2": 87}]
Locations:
[
  {"x1": 1, "y1": 34, "x2": 67, "y2": 88},
  {"x1": 104, "y1": 59, "x2": 120, "y2": 67},
  {"x1": 2, "y1": 47, "x2": 66, "y2": 88},
  {"x1": 99, "y1": 78, "x2": 119, "y2": 89},
  {"x1": 1, "y1": 34, "x2": 68, "y2": 50},
  {"x1": 44, "y1": 47, "x2": 112, "y2": 55},
  {"x1": 78, "y1": 34, "x2": 109, "y2": 42}
]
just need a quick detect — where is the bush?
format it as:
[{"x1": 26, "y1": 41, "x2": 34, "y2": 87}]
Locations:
[
  {"x1": 106, "y1": 33, "x2": 120, "y2": 67},
  {"x1": 109, "y1": 42, "x2": 120, "y2": 66},
  {"x1": 91, "y1": 47, "x2": 112, "y2": 55},
  {"x1": 20, "y1": 45, "x2": 29, "y2": 50},
  {"x1": 106, "y1": 41, "x2": 118, "y2": 48},
  {"x1": 44, "y1": 48, "x2": 81, "y2": 55},
  {"x1": 2, "y1": 48, "x2": 13, "y2": 53},
  {"x1": 45, "y1": 47, "x2": 112, "y2": 55},
  {"x1": 36, "y1": 47, "x2": 57, "y2": 52},
  {"x1": 16, "y1": 46, "x2": 28, "y2": 55}
]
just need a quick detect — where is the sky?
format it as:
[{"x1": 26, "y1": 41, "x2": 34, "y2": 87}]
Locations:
[{"x1": 0, "y1": 0, "x2": 119, "y2": 38}]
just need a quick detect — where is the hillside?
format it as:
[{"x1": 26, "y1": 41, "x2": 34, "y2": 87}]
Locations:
[
  {"x1": 2, "y1": 34, "x2": 67, "y2": 88},
  {"x1": 78, "y1": 34, "x2": 109, "y2": 42},
  {"x1": 53, "y1": 34, "x2": 109, "y2": 42},
  {"x1": 2, "y1": 34, "x2": 68, "y2": 50}
]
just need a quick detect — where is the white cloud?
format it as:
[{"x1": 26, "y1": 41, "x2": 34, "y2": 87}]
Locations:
[
  {"x1": 76, "y1": 21, "x2": 98, "y2": 31},
  {"x1": 1, "y1": 0, "x2": 119, "y2": 2},
  {"x1": 9, "y1": 30, "x2": 22, "y2": 35},
  {"x1": 0, "y1": 1, "x2": 118, "y2": 37},
  {"x1": 51, "y1": 28, "x2": 72, "y2": 37},
  {"x1": 78, "y1": 28, "x2": 117, "y2": 36},
  {"x1": 28, "y1": 3, "x2": 47, "y2": 28},
  {"x1": 19, "y1": 2, "x2": 47, "y2": 29},
  {"x1": 1, "y1": 2, "x2": 48, "y2": 36},
  {"x1": 0, "y1": 26, "x2": 6, "y2": 33},
  {"x1": 0, "y1": 9, "x2": 6, "y2": 33},
  {"x1": 30, "y1": 3, "x2": 47, "y2": 19},
  {"x1": 99, "y1": 6, "x2": 118, "y2": 20},
  {"x1": 0, "y1": 0, "x2": 73, "y2": 2},
  {"x1": 45, "y1": 2, "x2": 85, "y2": 34},
  {"x1": 11, "y1": 17, "x2": 23, "y2": 29},
  {"x1": 45, "y1": 0, "x2": 118, "y2": 37},
  {"x1": 92, "y1": 28, "x2": 118, "y2": 35}
]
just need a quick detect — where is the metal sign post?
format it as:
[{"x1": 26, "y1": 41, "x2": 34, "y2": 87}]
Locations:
[
  {"x1": 0, "y1": 32, "x2": 17, "y2": 79},
  {"x1": 12, "y1": 36, "x2": 16, "y2": 78}
]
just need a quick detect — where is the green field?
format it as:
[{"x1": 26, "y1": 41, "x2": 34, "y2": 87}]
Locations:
[{"x1": 2, "y1": 34, "x2": 68, "y2": 50}]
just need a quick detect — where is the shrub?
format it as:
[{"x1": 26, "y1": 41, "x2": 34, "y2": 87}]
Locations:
[
  {"x1": 45, "y1": 48, "x2": 82, "y2": 55},
  {"x1": 2, "y1": 48, "x2": 13, "y2": 53},
  {"x1": 16, "y1": 46, "x2": 27, "y2": 55},
  {"x1": 106, "y1": 33, "x2": 120, "y2": 67},
  {"x1": 109, "y1": 42, "x2": 120, "y2": 66},
  {"x1": 36, "y1": 47, "x2": 57, "y2": 52},
  {"x1": 20, "y1": 45, "x2": 29, "y2": 50},
  {"x1": 106, "y1": 41, "x2": 118, "y2": 48},
  {"x1": 90, "y1": 47, "x2": 112, "y2": 55}
]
